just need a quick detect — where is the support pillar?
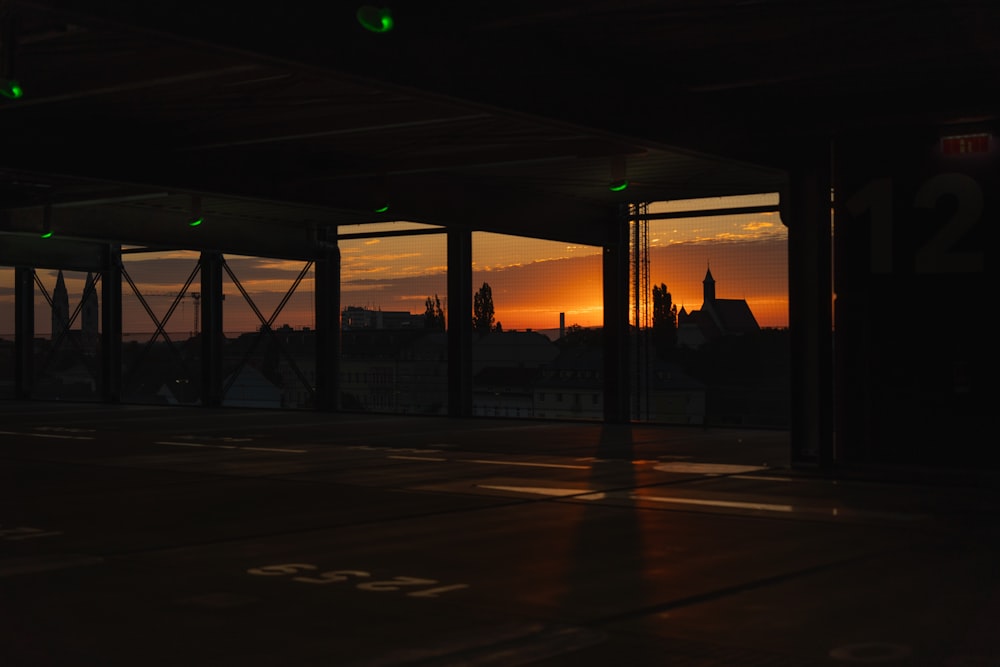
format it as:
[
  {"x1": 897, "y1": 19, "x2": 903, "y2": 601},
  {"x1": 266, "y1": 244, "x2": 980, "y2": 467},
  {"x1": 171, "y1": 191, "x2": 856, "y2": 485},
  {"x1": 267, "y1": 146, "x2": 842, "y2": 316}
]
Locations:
[
  {"x1": 603, "y1": 205, "x2": 630, "y2": 423},
  {"x1": 101, "y1": 244, "x2": 122, "y2": 403},
  {"x1": 200, "y1": 251, "x2": 224, "y2": 407},
  {"x1": 832, "y1": 124, "x2": 994, "y2": 472},
  {"x1": 447, "y1": 228, "x2": 472, "y2": 417},
  {"x1": 782, "y1": 144, "x2": 834, "y2": 471},
  {"x1": 14, "y1": 266, "x2": 34, "y2": 400},
  {"x1": 314, "y1": 229, "x2": 340, "y2": 412}
]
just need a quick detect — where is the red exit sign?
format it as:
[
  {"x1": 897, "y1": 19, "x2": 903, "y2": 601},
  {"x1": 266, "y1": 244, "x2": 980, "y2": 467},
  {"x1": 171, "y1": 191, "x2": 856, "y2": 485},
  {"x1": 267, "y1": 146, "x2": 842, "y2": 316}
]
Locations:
[{"x1": 940, "y1": 133, "x2": 991, "y2": 155}]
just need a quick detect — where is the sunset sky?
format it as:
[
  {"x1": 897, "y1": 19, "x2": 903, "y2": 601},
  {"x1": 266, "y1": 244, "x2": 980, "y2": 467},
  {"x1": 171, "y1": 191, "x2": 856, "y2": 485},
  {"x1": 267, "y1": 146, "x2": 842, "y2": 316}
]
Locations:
[
  {"x1": 337, "y1": 193, "x2": 787, "y2": 332},
  {"x1": 0, "y1": 194, "x2": 788, "y2": 337}
]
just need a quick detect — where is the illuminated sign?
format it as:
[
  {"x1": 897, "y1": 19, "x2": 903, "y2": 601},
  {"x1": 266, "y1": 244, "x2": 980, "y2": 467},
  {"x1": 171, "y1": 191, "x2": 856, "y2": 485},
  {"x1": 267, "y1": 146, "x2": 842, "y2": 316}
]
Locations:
[{"x1": 940, "y1": 133, "x2": 991, "y2": 155}]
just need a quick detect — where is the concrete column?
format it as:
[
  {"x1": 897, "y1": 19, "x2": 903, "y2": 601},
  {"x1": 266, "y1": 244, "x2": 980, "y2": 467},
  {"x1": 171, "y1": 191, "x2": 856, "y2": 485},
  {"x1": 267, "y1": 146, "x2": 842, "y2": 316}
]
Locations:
[
  {"x1": 14, "y1": 266, "x2": 34, "y2": 400},
  {"x1": 314, "y1": 229, "x2": 340, "y2": 412},
  {"x1": 200, "y1": 251, "x2": 224, "y2": 407},
  {"x1": 782, "y1": 144, "x2": 834, "y2": 471},
  {"x1": 603, "y1": 205, "x2": 630, "y2": 423},
  {"x1": 101, "y1": 244, "x2": 122, "y2": 403},
  {"x1": 447, "y1": 228, "x2": 472, "y2": 417}
]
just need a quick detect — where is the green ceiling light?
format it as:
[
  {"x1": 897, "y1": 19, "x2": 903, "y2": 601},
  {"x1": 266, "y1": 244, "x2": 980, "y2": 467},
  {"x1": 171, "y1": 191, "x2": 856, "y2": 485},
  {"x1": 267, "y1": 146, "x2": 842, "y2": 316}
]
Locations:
[
  {"x1": 0, "y1": 78, "x2": 22, "y2": 99},
  {"x1": 372, "y1": 173, "x2": 390, "y2": 213},
  {"x1": 188, "y1": 195, "x2": 203, "y2": 227},
  {"x1": 357, "y1": 6, "x2": 394, "y2": 33},
  {"x1": 41, "y1": 204, "x2": 53, "y2": 237},
  {"x1": 608, "y1": 155, "x2": 629, "y2": 192},
  {"x1": 2, "y1": 16, "x2": 23, "y2": 100}
]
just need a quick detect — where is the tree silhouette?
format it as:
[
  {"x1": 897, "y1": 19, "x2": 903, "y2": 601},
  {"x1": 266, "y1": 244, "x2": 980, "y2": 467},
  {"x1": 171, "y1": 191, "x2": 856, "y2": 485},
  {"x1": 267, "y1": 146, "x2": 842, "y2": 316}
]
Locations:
[
  {"x1": 473, "y1": 282, "x2": 495, "y2": 334},
  {"x1": 423, "y1": 294, "x2": 445, "y2": 330},
  {"x1": 652, "y1": 282, "x2": 678, "y2": 358},
  {"x1": 557, "y1": 323, "x2": 602, "y2": 349}
]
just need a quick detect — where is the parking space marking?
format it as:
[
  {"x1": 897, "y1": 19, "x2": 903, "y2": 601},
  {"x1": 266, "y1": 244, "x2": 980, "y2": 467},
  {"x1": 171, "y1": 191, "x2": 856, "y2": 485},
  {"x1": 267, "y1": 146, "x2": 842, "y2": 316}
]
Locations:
[
  {"x1": 732, "y1": 474, "x2": 797, "y2": 482},
  {"x1": 466, "y1": 459, "x2": 590, "y2": 470},
  {"x1": 1, "y1": 525, "x2": 63, "y2": 541},
  {"x1": 156, "y1": 441, "x2": 307, "y2": 453},
  {"x1": 637, "y1": 494, "x2": 926, "y2": 521},
  {"x1": 0, "y1": 430, "x2": 94, "y2": 440},
  {"x1": 639, "y1": 494, "x2": 795, "y2": 512},
  {"x1": 473, "y1": 484, "x2": 925, "y2": 521},
  {"x1": 348, "y1": 446, "x2": 445, "y2": 454},
  {"x1": 479, "y1": 485, "x2": 599, "y2": 498},
  {"x1": 654, "y1": 462, "x2": 767, "y2": 475},
  {"x1": 387, "y1": 455, "x2": 449, "y2": 462},
  {"x1": 239, "y1": 445, "x2": 309, "y2": 453}
]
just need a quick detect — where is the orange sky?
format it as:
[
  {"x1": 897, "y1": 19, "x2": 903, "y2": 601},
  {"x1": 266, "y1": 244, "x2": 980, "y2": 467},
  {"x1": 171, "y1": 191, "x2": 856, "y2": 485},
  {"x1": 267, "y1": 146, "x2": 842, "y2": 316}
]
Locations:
[
  {"x1": 0, "y1": 195, "x2": 789, "y2": 336},
  {"x1": 336, "y1": 194, "x2": 787, "y2": 331},
  {"x1": 467, "y1": 235, "x2": 787, "y2": 331}
]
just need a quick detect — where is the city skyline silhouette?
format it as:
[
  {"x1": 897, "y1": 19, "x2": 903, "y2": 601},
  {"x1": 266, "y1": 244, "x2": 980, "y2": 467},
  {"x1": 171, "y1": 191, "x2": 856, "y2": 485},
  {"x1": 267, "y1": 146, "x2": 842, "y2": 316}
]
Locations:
[{"x1": 1, "y1": 195, "x2": 787, "y2": 337}]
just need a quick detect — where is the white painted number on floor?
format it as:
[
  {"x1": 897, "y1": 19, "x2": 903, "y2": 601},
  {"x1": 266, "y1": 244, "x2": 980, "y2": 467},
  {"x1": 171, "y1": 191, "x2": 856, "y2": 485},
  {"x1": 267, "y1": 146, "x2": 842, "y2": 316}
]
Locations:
[{"x1": 247, "y1": 563, "x2": 469, "y2": 598}]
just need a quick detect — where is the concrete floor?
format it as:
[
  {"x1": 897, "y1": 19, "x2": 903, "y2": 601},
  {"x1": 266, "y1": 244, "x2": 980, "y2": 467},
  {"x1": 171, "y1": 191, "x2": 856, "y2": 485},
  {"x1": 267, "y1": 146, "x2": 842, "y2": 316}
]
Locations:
[{"x1": 2, "y1": 402, "x2": 998, "y2": 666}]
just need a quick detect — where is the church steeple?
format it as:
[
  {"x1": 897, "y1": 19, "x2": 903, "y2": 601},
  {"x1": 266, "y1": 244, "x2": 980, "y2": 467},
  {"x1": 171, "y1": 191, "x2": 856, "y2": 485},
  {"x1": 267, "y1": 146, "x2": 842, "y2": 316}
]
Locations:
[
  {"x1": 703, "y1": 265, "x2": 716, "y2": 304},
  {"x1": 82, "y1": 272, "x2": 99, "y2": 348},
  {"x1": 52, "y1": 270, "x2": 69, "y2": 339}
]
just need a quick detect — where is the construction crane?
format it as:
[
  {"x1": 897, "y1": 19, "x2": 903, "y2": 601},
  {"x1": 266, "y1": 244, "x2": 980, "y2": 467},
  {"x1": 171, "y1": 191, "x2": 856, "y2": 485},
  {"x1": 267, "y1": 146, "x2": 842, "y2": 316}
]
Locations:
[
  {"x1": 144, "y1": 292, "x2": 201, "y2": 334},
  {"x1": 630, "y1": 202, "x2": 650, "y2": 421}
]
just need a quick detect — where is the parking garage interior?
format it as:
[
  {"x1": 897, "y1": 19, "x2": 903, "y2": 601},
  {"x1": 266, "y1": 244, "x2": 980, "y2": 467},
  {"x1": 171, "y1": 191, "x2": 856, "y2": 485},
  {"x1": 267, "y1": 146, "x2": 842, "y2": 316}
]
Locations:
[{"x1": 1, "y1": 2, "x2": 997, "y2": 665}]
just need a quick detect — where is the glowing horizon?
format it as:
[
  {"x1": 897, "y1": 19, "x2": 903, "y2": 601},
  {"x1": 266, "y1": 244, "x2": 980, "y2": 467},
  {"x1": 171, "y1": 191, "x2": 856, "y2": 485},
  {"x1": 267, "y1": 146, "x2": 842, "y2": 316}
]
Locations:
[{"x1": 0, "y1": 195, "x2": 789, "y2": 336}]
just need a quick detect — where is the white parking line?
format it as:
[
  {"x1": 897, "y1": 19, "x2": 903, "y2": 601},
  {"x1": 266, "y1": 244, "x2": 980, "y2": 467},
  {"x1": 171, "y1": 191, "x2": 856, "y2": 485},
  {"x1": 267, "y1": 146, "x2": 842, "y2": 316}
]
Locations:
[
  {"x1": 654, "y1": 462, "x2": 767, "y2": 474},
  {"x1": 478, "y1": 485, "x2": 597, "y2": 497},
  {"x1": 466, "y1": 459, "x2": 590, "y2": 470},
  {"x1": 387, "y1": 455, "x2": 449, "y2": 462},
  {"x1": 241, "y1": 446, "x2": 309, "y2": 453},
  {"x1": 156, "y1": 441, "x2": 307, "y2": 453},
  {"x1": 732, "y1": 474, "x2": 797, "y2": 482},
  {"x1": 636, "y1": 494, "x2": 925, "y2": 520},
  {"x1": 158, "y1": 441, "x2": 238, "y2": 449},
  {"x1": 637, "y1": 494, "x2": 795, "y2": 512},
  {"x1": 473, "y1": 484, "x2": 925, "y2": 521},
  {"x1": 0, "y1": 430, "x2": 94, "y2": 440}
]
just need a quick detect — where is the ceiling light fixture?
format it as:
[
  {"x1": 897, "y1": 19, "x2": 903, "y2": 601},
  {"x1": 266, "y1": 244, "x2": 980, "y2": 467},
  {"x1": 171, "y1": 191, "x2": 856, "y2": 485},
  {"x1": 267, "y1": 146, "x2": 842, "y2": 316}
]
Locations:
[
  {"x1": 188, "y1": 195, "x2": 203, "y2": 227},
  {"x1": 357, "y1": 6, "x2": 394, "y2": 33},
  {"x1": 608, "y1": 155, "x2": 629, "y2": 192},
  {"x1": 40, "y1": 204, "x2": 53, "y2": 238},
  {"x1": 373, "y1": 173, "x2": 390, "y2": 213},
  {"x1": 0, "y1": 77, "x2": 21, "y2": 99},
  {"x1": 1, "y1": 14, "x2": 20, "y2": 99}
]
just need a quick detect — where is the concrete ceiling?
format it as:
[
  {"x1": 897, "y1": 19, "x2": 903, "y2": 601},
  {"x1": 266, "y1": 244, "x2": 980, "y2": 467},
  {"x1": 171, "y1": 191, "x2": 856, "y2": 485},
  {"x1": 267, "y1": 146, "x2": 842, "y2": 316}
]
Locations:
[{"x1": 1, "y1": 1, "x2": 996, "y2": 256}]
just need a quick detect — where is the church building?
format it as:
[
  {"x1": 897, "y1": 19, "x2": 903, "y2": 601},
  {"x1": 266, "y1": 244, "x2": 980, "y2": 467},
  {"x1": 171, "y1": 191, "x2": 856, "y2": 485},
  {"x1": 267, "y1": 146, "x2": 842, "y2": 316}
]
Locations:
[
  {"x1": 677, "y1": 267, "x2": 760, "y2": 348},
  {"x1": 51, "y1": 270, "x2": 100, "y2": 351}
]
